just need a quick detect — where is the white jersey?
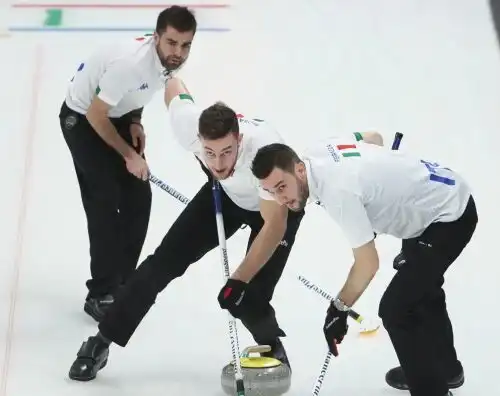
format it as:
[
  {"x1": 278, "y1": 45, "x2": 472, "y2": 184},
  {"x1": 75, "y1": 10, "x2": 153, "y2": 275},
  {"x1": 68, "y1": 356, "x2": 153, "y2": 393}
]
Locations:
[
  {"x1": 65, "y1": 34, "x2": 170, "y2": 118},
  {"x1": 303, "y1": 134, "x2": 471, "y2": 248},
  {"x1": 168, "y1": 94, "x2": 283, "y2": 211}
]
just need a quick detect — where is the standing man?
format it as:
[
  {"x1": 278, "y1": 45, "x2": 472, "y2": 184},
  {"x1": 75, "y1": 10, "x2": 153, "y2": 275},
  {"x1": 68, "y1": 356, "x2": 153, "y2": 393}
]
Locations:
[
  {"x1": 67, "y1": 77, "x2": 304, "y2": 382},
  {"x1": 59, "y1": 6, "x2": 197, "y2": 322},
  {"x1": 251, "y1": 134, "x2": 476, "y2": 396}
]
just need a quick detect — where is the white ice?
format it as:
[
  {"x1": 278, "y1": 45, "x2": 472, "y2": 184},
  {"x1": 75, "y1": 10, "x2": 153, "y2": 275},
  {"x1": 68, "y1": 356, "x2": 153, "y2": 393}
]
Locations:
[{"x1": 0, "y1": 0, "x2": 499, "y2": 395}]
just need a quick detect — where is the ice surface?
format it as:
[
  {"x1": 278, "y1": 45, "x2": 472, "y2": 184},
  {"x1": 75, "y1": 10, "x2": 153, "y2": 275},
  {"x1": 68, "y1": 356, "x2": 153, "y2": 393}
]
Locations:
[{"x1": 0, "y1": 0, "x2": 499, "y2": 395}]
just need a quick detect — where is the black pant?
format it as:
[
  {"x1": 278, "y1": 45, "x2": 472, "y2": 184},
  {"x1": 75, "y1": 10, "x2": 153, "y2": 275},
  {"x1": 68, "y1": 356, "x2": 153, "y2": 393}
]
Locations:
[
  {"x1": 378, "y1": 195, "x2": 478, "y2": 396},
  {"x1": 59, "y1": 102, "x2": 152, "y2": 298},
  {"x1": 489, "y1": 0, "x2": 500, "y2": 49},
  {"x1": 98, "y1": 181, "x2": 304, "y2": 347}
]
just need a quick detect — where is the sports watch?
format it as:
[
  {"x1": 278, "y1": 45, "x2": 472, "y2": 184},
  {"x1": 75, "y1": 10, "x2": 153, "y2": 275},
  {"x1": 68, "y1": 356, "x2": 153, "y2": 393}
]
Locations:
[{"x1": 333, "y1": 296, "x2": 351, "y2": 312}]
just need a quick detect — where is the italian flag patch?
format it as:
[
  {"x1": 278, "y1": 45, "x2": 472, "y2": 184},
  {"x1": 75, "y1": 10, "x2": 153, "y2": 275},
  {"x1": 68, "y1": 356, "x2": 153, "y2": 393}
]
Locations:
[
  {"x1": 179, "y1": 93, "x2": 194, "y2": 102},
  {"x1": 336, "y1": 143, "x2": 360, "y2": 157},
  {"x1": 353, "y1": 132, "x2": 363, "y2": 141}
]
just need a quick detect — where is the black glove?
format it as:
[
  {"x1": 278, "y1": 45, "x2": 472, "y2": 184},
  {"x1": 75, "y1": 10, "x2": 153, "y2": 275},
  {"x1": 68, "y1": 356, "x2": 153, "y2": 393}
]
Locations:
[
  {"x1": 323, "y1": 302, "x2": 349, "y2": 356},
  {"x1": 218, "y1": 279, "x2": 249, "y2": 318},
  {"x1": 393, "y1": 250, "x2": 406, "y2": 270}
]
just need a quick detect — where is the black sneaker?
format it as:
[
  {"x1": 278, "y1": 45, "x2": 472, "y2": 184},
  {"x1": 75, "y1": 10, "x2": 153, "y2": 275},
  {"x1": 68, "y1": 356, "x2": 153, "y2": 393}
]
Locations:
[
  {"x1": 84, "y1": 294, "x2": 114, "y2": 322},
  {"x1": 262, "y1": 338, "x2": 291, "y2": 371},
  {"x1": 385, "y1": 365, "x2": 464, "y2": 390},
  {"x1": 69, "y1": 336, "x2": 109, "y2": 381}
]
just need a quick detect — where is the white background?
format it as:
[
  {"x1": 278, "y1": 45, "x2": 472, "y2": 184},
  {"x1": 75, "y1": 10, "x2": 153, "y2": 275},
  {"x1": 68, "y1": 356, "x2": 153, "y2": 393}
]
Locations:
[{"x1": 0, "y1": 0, "x2": 499, "y2": 395}]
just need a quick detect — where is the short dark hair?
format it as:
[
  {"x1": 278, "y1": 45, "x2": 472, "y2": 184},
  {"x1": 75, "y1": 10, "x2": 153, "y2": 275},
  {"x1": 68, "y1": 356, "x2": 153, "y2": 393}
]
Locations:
[
  {"x1": 156, "y1": 6, "x2": 197, "y2": 35},
  {"x1": 198, "y1": 103, "x2": 239, "y2": 140},
  {"x1": 251, "y1": 143, "x2": 301, "y2": 179}
]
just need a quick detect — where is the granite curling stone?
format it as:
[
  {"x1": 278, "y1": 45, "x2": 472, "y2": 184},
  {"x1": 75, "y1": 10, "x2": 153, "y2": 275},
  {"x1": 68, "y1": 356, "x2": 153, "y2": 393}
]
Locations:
[{"x1": 221, "y1": 345, "x2": 291, "y2": 396}]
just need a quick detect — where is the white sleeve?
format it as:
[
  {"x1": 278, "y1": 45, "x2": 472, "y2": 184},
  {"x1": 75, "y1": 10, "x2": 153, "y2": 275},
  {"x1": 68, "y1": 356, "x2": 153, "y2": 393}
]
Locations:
[
  {"x1": 97, "y1": 62, "x2": 137, "y2": 107},
  {"x1": 323, "y1": 188, "x2": 374, "y2": 249},
  {"x1": 168, "y1": 94, "x2": 202, "y2": 152}
]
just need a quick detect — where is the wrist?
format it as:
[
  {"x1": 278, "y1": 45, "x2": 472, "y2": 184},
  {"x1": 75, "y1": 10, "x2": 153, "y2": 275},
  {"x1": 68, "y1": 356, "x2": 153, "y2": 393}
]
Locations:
[
  {"x1": 130, "y1": 120, "x2": 144, "y2": 132},
  {"x1": 123, "y1": 148, "x2": 138, "y2": 161},
  {"x1": 230, "y1": 270, "x2": 248, "y2": 283},
  {"x1": 333, "y1": 296, "x2": 351, "y2": 312}
]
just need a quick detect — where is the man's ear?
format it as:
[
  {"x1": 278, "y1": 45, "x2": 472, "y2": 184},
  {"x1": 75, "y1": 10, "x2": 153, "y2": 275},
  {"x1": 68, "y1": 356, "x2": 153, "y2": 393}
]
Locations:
[{"x1": 296, "y1": 161, "x2": 306, "y2": 180}]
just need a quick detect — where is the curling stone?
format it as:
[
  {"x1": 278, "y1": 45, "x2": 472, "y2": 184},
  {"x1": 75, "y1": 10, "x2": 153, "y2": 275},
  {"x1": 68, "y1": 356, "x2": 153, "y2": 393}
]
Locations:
[{"x1": 221, "y1": 345, "x2": 291, "y2": 396}]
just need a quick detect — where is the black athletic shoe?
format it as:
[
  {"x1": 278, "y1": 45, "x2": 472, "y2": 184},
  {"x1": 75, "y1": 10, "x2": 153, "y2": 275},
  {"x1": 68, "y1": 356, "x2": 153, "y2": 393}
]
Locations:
[
  {"x1": 385, "y1": 365, "x2": 464, "y2": 390},
  {"x1": 68, "y1": 336, "x2": 109, "y2": 381},
  {"x1": 84, "y1": 294, "x2": 114, "y2": 322},
  {"x1": 262, "y1": 338, "x2": 291, "y2": 371}
]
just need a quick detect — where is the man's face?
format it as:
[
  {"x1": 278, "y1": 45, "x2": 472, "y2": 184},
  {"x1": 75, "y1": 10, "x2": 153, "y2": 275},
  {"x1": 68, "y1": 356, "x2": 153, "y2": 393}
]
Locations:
[
  {"x1": 200, "y1": 133, "x2": 242, "y2": 180},
  {"x1": 154, "y1": 26, "x2": 194, "y2": 71},
  {"x1": 259, "y1": 163, "x2": 309, "y2": 211}
]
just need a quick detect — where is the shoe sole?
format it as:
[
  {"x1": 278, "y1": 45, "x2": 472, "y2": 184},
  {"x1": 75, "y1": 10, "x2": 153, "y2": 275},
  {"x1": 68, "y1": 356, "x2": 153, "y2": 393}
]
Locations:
[
  {"x1": 68, "y1": 358, "x2": 108, "y2": 381},
  {"x1": 388, "y1": 376, "x2": 464, "y2": 391}
]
